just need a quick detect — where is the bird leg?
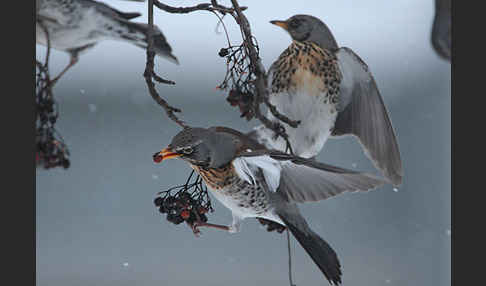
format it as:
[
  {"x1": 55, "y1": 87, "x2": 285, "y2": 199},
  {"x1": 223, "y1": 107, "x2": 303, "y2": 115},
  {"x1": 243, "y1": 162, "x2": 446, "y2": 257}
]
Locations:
[
  {"x1": 50, "y1": 54, "x2": 78, "y2": 86},
  {"x1": 186, "y1": 208, "x2": 231, "y2": 237},
  {"x1": 189, "y1": 221, "x2": 230, "y2": 237}
]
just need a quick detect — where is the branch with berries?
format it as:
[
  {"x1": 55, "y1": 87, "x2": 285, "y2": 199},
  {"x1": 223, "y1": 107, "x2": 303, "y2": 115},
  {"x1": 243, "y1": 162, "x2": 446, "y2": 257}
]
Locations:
[
  {"x1": 35, "y1": 19, "x2": 70, "y2": 170},
  {"x1": 146, "y1": 0, "x2": 300, "y2": 144}
]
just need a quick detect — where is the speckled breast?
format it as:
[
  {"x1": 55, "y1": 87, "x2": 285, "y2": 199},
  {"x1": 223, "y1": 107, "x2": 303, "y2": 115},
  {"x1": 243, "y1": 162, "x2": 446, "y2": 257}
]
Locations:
[
  {"x1": 270, "y1": 41, "x2": 342, "y2": 105},
  {"x1": 191, "y1": 163, "x2": 272, "y2": 216}
]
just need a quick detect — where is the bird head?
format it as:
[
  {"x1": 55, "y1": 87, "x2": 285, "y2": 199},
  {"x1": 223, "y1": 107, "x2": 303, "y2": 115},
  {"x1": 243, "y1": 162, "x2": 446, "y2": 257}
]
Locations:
[
  {"x1": 153, "y1": 127, "x2": 237, "y2": 168},
  {"x1": 270, "y1": 14, "x2": 338, "y2": 50}
]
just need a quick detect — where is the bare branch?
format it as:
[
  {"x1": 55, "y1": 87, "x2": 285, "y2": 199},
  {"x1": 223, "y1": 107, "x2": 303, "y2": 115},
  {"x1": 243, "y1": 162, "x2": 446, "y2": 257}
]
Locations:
[
  {"x1": 228, "y1": 0, "x2": 299, "y2": 148},
  {"x1": 149, "y1": 0, "x2": 300, "y2": 143},
  {"x1": 144, "y1": 0, "x2": 187, "y2": 128},
  {"x1": 153, "y1": 0, "x2": 246, "y2": 15},
  {"x1": 36, "y1": 18, "x2": 70, "y2": 169}
]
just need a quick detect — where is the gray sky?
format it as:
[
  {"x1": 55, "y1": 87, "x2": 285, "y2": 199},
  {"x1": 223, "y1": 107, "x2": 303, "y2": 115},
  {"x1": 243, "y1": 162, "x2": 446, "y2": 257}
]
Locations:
[{"x1": 36, "y1": 1, "x2": 450, "y2": 286}]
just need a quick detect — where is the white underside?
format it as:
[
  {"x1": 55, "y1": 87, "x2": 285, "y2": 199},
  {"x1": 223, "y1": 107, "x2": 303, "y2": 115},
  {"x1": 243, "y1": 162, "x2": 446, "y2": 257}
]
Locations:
[
  {"x1": 206, "y1": 184, "x2": 283, "y2": 232},
  {"x1": 201, "y1": 157, "x2": 286, "y2": 232},
  {"x1": 255, "y1": 89, "x2": 338, "y2": 158}
]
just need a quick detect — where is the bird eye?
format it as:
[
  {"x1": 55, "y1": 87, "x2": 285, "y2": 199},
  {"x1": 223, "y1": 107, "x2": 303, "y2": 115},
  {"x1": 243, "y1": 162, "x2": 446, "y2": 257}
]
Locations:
[
  {"x1": 182, "y1": 147, "x2": 193, "y2": 155},
  {"x1": 289, "y1": 19, "x2": 299, "y2": 29}
]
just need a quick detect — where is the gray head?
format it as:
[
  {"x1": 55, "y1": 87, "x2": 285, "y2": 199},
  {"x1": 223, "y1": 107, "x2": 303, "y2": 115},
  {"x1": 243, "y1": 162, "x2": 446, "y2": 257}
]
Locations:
[
  {"x1": 270, "y1": 14, "x2": 338, "y2": 51},
  {"x1": 153, "y1": 127, "x2": 237, "y2": 168}
]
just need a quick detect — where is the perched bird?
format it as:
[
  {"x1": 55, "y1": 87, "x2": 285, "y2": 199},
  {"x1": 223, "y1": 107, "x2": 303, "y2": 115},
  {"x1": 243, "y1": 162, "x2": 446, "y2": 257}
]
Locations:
[
  {"x1": 250, "y1": 15, "x2": 403, "y2": 186},
  {"x1": 36, "y1": 0, "x2": 178, "y2": 82},
  {"x1": 431, "y1": 0, "x2": 451, "y2": 61},
  {"x1": 154, "y1": 126, "x2": 387, "y2": 285}
]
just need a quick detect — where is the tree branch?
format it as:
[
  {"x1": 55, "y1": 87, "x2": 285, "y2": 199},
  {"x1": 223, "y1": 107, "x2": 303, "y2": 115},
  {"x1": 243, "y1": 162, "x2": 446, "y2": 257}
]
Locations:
[
  {"x1": 153, "y1": 0, "x2": 246, "y2": 15},
  {"x1": 148, "y1": 0, "x2": 300, "y2": 142},
  {"x1": 144, "y1": 0, "x2": 187, "y2": 128}
]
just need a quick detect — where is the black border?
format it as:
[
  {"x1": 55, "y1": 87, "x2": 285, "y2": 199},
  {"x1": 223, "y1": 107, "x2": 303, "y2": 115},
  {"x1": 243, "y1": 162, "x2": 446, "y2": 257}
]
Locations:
[{"x1": 4, "y1": 0, "x2": 35, "y2": 285}]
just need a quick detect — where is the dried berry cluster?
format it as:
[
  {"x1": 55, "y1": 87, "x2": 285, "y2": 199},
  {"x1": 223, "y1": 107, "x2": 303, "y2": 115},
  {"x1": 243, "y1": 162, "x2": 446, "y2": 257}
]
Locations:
[
  {"x1": 36, "y1": 66, "x2": 70, "y2": 169},
  {"x1": 217, "y1": 43, "x2": 259, "y2": 121},
  {"x1": 154, "y1": 171, "x2": 213, "y2": 226}
]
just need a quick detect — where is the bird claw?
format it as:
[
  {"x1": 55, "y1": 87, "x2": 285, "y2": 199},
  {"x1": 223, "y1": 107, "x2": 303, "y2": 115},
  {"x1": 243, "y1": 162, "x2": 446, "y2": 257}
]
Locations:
[{"x1": 189, "y1": 221, "x2": 202, "y2": 237}]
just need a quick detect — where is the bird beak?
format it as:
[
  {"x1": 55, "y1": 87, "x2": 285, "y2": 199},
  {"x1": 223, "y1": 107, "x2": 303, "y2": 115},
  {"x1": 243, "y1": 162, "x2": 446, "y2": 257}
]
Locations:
[
  {"x1": 270, "y1": 20, "x2": 289, "y2": 31},
  {"x1": 153, "y1": 147, "x2": 181, "y2": 163}
]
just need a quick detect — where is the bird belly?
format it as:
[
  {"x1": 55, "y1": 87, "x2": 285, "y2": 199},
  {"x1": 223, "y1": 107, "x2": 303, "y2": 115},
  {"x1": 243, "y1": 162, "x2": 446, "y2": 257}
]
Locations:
[
  {"x1": 36, "y1": 7, "x2": 104, "y2": 52},
  {"x1": 266, "y1": 89, "x2": 338, "y2": 158}
]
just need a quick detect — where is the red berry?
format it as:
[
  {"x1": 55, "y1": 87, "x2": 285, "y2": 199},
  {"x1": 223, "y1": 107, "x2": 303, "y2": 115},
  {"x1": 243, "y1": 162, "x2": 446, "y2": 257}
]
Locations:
[
  {"x1": 180, "y1": 210, "x2": 190, "y2": 220},
  {"x1": 153, "y1": 153, "x2": 163, "y2": 163}
]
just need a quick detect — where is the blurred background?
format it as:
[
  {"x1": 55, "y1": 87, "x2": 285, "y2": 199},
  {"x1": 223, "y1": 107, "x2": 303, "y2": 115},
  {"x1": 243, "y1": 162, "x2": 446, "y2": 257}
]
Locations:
[{"x1": 36, "y1": 0, "x2": 451, "y2": 285}]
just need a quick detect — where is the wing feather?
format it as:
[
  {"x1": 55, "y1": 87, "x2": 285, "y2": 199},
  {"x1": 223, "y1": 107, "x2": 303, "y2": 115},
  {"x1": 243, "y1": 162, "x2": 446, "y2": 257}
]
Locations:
[
  {"x1": 234, "y1": 152, "x2": 386, "y2": 203},
  {"x1": 333, "y1": 47, "x2": 403, "y2": 186}
]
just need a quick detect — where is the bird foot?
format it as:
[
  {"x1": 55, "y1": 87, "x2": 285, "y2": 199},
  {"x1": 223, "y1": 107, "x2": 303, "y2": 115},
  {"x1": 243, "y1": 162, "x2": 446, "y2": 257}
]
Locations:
[{"x1": 257, "y1": 218, "x2": 287, "y2": 233}]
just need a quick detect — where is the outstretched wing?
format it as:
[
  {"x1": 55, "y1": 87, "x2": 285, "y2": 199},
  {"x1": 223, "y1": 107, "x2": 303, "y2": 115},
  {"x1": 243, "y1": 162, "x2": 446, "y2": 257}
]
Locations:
[
  {"x1": 333, "y1": 47, "x2": 403, "y2": 186},
  {"x1": 233, "y1": 150, "x2": 386, "y2": 204}
]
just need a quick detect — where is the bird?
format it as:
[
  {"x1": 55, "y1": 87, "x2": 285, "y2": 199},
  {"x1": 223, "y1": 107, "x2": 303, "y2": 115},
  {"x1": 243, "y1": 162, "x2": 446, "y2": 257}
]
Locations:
[
  {"x1": 249, "y1": 14, "x2": 403, "y2": 187},
  {"x1": 36, "y1": 0, "x2": 178, "y2": 83},
  {"x1": 153, "y1": 126, "x2": 387, "y2": 285},
  {"x1": 431, "y1": 0, "x2": 451, "y2": 61}
]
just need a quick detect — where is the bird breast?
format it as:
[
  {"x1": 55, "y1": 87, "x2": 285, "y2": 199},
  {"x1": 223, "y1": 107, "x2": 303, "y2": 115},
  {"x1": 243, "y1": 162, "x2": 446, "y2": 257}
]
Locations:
[
  {"x1": 270, "y1": 41, "x2": 342, "y2": 102},
  {"x1": 264, "y1": 41, "x2": 343, "y2": 157},
  {"x1": 191, "y1": 164, "x2": 273, "y2": 218}
]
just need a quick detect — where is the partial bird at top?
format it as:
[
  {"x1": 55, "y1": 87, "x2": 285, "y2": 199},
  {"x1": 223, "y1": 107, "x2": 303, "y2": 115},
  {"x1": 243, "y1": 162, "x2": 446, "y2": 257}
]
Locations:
[
  {"x1": 36, "y1": 0, "x2": 178, "y2": 83},
  {"x1": 431, "y1": 0, "x2": 451, "y2": 61},
  {"x1": 250, "y1": 14, "x2": 403, "y2": 187}
]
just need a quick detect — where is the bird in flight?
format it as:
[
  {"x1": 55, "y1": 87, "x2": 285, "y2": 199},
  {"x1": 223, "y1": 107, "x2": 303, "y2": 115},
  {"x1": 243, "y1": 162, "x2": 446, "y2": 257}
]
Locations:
[{"x1": 250, "y1": 14, "x2": 403, "y2": 187}]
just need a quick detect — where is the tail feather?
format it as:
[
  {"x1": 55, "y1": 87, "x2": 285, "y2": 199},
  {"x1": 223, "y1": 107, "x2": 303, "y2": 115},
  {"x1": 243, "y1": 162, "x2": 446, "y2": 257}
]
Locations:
[
  {"x1": 119, "y1": 21, "x2": 179, "y2": 64},
  {"x1": 277, "y1": 207, "x2": 342, "y2": 285}
]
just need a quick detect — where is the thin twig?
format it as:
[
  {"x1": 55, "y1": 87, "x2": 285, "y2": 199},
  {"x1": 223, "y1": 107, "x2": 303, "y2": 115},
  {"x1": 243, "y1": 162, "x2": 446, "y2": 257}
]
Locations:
[
  {"x1": 153, "y1": 0, "x2": 246, "y2": 15},
  {"x1": 287, "y1": 229, "x2": 296, "y2": 286},
  {"x1": 229, "y1": 0, "x2": 299, "y2": 142},
  {"x1": 144, "y1": 0, "x2": 187, "y2": 128}
]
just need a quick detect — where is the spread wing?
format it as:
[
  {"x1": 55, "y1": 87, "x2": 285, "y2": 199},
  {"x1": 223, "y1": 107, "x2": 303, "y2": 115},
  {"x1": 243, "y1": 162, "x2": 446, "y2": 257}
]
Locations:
[
  {"x1": 232, "y1": 150, "x2": 386, "y2": 204},
  {"x1": 333, "y1": 47, "x2": 403, "y2": 186}
]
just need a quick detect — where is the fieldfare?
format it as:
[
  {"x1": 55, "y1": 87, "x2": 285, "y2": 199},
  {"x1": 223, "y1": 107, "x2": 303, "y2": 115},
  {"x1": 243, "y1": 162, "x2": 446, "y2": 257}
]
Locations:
[
  {"x1": 154, "y1": 126, "x2": 387, "y2": 285},
  {"x1": 36, "y1": 0, "x2": 178, "y2": 82},
  {"x1": 250, "y1": 15, "x2": 403, "y2": 186}
]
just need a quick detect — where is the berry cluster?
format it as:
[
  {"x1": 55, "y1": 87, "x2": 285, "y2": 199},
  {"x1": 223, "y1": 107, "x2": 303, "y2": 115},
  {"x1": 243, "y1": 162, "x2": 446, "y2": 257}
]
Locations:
[
  {"x1": 216, "y1": 43, "x2": 259, "y2": 121},
  {"x1": 154, "y1": 171, "x2": 213, "y2": 226},
  {"x1": 226, "y1": 89, "x2": 254, "y2": 121},
  {"x1": 36, "y1": 137, "x2": 70, "y2": 169},
  {"x1": 36, "y1": 65, "x2": 70, "y2": 170}
]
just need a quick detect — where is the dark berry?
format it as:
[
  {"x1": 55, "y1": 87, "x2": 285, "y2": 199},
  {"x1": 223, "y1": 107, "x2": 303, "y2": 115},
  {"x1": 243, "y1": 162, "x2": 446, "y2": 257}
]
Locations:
[
  {"x1": 154, "y1": 197, "x2": 164, "y2": 207},
  {"x1": 218, "y1": 48, "x2": 229, "y2": 57},
  {"x1": 62, "y1": 159, "x2": 70, "y2": 169},
  {"x1": 199, "y1": 213, "x2": 208, "y2": 223}
]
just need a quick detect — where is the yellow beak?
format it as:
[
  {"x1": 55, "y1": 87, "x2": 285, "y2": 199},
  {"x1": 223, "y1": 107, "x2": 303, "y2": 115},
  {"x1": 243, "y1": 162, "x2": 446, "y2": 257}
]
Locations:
[
  {"x1": 153, "y1": 147, "x2": 181, "y2": 163},
  {"x1": 270, "y1": 20, "x2": 289, "y2": 31}
]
